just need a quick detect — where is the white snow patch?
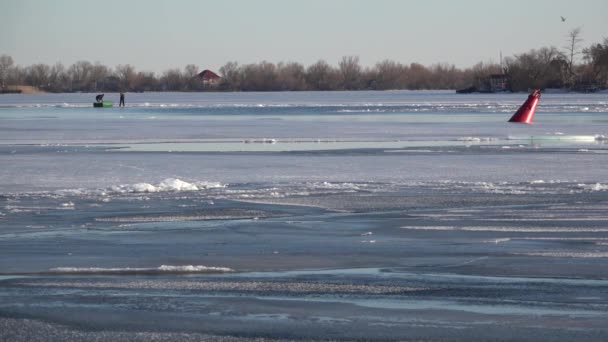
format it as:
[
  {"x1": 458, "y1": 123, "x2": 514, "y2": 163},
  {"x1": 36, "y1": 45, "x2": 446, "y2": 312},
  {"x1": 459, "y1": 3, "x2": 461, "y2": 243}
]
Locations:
[
  {"x1": 108, "y1": 178, "x2": 226, "y2": 194},
  {"x1": 578, "y1": 183, "x2": 608, "y2": 192},
  {"x1": 49, "y1": 265, "x2": 234, "y2": 273},
  {"x1": 517, "y1": 252, "x2": 608, "y2": 258}
]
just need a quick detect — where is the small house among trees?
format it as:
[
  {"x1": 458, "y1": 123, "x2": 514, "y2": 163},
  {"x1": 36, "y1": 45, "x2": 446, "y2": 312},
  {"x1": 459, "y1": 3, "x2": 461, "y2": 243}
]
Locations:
[{"x1": 197, "y1": 70, "x2": 221, "y2": 86}]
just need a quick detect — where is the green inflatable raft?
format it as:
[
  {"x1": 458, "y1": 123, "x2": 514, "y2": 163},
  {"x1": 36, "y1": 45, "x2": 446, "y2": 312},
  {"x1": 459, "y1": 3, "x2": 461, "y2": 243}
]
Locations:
[{"x1": 93, "y1": 101, "x2": 113, "y2": 108}]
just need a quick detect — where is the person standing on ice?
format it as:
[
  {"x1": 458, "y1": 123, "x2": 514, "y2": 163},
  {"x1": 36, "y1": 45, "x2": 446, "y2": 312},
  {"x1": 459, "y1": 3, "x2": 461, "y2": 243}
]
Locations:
[{"x1": 119, "y1": 92, "x2": 125, "y2": 107}]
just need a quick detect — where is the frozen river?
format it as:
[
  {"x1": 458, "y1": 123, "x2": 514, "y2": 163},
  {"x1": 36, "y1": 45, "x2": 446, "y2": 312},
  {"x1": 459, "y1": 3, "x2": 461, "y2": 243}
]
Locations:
[{"x1": 1, "y1": 90, "x2": 608, "y2": 341}]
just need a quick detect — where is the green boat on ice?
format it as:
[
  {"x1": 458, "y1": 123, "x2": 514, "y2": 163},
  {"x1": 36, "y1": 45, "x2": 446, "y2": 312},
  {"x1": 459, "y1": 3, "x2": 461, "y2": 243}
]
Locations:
[{"x1": 93, "y1": 101, "x2": 113, "y2": 108}]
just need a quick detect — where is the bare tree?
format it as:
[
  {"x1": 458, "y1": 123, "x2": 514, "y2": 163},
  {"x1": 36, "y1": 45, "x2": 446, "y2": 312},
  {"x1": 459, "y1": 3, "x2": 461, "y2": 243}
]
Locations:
[
  {"x1": 27, "y1": 64, "x2": 51, "y2": 88},
  {"x1": 68, "y1": 61, "x2": 94, "y2": 91},
  {"x1": 8, "y1": 65, "x2": 26, "y2": 86},
  {"x1": 183, "y1": 64, "x2": 200, "y2": 91},
  {"x1": 429, "y1": 63, "x2": 462, "y2": 89},
  {"x1": 161, "y1": 68, "x2": 184, "y2": 91},
  {"x1": 218, "y1": 61, "x2": 240, "y2": 90},
  {"x1": 306, "y1": 60, "x2": 337, "y2": 90},
  {"x1": 504, "y1": 47, "x2": 564, "y2": 91},
  {"x1": 0, "y1": 54, "x2": 14, "y2": 87},
  {"x1": 183, "y1": 64, "x2": 199, "y2": 78},
  {"x1": 469, "y1": 62, "x2": 502, "y2": 81},
  {"x1": 407, "y1": 63, "x2": 432, "y2": 89},
  {"x1": 90, "y1": 63, "x2": 110, "y2": 91},
  {"x1": 48, "y1": 63, "x2": 67, "y2": 92},
  {"x1": 373, "y1": 59, "x2": 406, "y2": 90},
  {"x1": 277, "y1": 62, "x2": 306, "y2": 90},
  {"x1": 47, "y1": 63, "x2": 64, "y2": 91},
  {"x1": 583, "y1": 38, "x2": 608, "y2": 88},
  {"x1": 339, "y1": 56, "x2": 361, "y2": 90},
  {"x1": 240, "y1": 61, "x2": 278, "y2": 91},
  {"x1": 115, "y1": 64, "x2": 136, "y2": 91},
  {"x1": 564, "y1": 27, "x2": 584, "y2": 85},
  {"x1": 134, "y1": 71, "x2": 159, "y2": 92}
]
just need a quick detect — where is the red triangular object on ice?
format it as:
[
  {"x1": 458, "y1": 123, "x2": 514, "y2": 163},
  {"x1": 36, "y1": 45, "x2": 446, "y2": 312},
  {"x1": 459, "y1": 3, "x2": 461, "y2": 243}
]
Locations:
[{"x1": 509, "y1": 89, "x2": 541, "y2": 124}]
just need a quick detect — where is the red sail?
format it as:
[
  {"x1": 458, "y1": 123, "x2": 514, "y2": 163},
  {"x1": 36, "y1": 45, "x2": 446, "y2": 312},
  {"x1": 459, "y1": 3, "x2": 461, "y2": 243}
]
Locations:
[{"x1": 508, "y1": 89, "x2": 541, "y2": 124}]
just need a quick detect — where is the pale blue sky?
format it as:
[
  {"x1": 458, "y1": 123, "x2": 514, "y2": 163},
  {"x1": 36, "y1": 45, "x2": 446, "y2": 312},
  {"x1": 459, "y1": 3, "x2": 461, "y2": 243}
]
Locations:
[{"x1": 1, "y1": 0, "x2": 606, "y2": 73}]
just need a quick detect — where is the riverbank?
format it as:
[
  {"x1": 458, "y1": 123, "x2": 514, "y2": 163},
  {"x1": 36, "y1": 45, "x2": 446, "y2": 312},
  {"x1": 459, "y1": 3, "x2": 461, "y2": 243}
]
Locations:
[{"x1": 0, "y1": 85, "x2": 46, "y2": 94}]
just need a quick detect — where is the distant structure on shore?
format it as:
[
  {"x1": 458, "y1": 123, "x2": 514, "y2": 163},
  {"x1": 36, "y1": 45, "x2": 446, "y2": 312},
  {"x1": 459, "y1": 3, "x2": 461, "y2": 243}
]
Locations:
[
  {"x1": 456, "y1": 74, "x2": 509, "y2": 94},
  {"x1": 197, "y1": 70, "x2": 221, "y2": 86},
  {"x1": 487, "y1": 74, "x2": 509, "y2": 92}
]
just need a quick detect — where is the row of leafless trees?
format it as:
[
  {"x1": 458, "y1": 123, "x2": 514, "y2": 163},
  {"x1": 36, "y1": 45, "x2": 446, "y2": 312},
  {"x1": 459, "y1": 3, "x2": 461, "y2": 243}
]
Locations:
[
  {"x1": 0, "y1": 58, "x2": 209, "y2": 93},
  {"x1": 217, "y1": 58, "x2": 502, "y2": 92},
  {"x1": 504, "y1": 34, "x2": 608, "y2": 92},
  {"x1": 0, "y1": 55, "x2": 490, "y2": 92},
  {"x1": 1, "y1": 35, "x2": 607, "y2": 92}
]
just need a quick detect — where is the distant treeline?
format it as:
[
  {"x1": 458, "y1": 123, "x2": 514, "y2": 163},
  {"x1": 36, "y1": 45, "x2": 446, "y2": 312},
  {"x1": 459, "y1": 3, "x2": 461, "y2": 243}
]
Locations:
[{"x1": 1, "y1": 36, "x2": 607, "y2": 93}]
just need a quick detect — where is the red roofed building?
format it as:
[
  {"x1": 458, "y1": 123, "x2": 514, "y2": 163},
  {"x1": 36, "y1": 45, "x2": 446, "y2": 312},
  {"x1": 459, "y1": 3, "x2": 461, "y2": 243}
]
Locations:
[{"x1": 198, "y1": 70, "x2": 221, "y2": 86}]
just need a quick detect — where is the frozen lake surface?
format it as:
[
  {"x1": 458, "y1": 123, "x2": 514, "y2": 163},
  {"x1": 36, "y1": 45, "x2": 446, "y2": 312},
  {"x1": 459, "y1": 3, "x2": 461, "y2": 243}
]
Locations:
[{"x1": 1, "y1": 90, "x2": 608, "y2": 341}]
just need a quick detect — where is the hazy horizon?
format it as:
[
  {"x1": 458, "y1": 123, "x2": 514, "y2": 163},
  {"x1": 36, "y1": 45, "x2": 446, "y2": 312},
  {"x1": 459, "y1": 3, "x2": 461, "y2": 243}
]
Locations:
[{"x1": 1, "y1": 0, "x2": 607, "y2": 74}]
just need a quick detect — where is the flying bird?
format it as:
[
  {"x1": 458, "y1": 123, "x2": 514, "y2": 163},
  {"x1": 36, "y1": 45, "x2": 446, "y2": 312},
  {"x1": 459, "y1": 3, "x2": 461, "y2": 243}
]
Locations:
[{"x1": 560, "y1": 16, "x2": 566, "y2": 22}]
